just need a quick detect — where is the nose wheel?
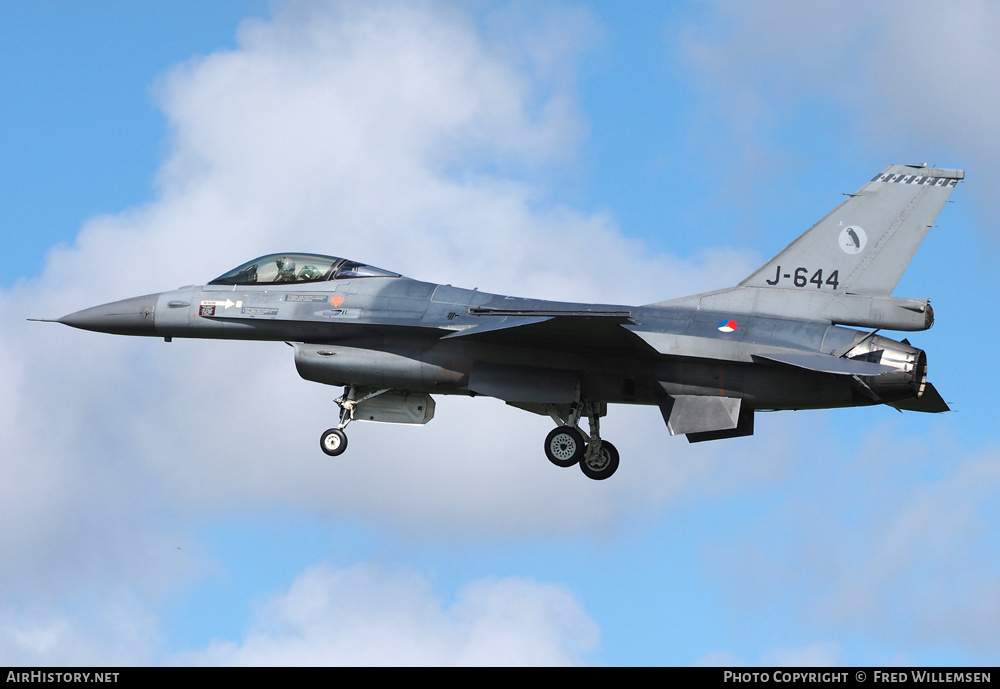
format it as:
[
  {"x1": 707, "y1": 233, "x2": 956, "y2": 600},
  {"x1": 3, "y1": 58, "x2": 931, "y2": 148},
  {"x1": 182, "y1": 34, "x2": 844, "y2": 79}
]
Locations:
[
  {"x1": 320, "y1": 428, "x2": 348, "y2": 456},
  {"x1": 318, "y1": 386, "x2": 392, "y2": 457},
  {"x1": 319, "y1": 386, "x2": 356, "y2": 457}
]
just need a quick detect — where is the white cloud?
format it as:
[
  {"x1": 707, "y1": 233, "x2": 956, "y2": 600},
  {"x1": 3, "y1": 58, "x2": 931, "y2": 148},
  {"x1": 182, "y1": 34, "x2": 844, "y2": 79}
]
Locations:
[
  {"x1": 677, "y1": 0, "x2": 1000, "y2": 230},
  {"x1": 673, "y1": 3, "x2": 1000, "y2": 660},
  {"x1": 765, "y1": 642, "x2": 842, "y2": 668},
  {"x1": 818, "y1": 443, "x2": 1000, "y2": 652},
  {"x1": 0, "y1": 0, "x2": 767, "y2": 664},
  {"x1": 7, "y1": 0, "x2": 996, "y2": 666},
  {"x1": 1, "y1": 0, "x2": 766, "y2": 558},
  {"x1": 695, "y1": 642, "x2": 842, "y2": 667},
  {"x1": 175, "y1": 563, "x2": 599, "y2": 666},
  {"x1": 701, "y1": 423, "x2": 1000, "y2": 657},
  {"x1": 0, "y1": 592, "x2": 161, "y2": 666}
]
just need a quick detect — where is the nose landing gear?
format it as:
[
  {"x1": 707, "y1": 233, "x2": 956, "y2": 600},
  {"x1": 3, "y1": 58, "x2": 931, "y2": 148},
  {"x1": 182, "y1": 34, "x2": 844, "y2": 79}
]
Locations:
[
  {"x1": 320, "y1": 386, "x2": 356, "y2": 457},
  {"x1": 320, "y1": 427, "x2": 348, "y2": 456},
  {"x1": 319, "y1": 386, "x2": 390, "y2": 457}
]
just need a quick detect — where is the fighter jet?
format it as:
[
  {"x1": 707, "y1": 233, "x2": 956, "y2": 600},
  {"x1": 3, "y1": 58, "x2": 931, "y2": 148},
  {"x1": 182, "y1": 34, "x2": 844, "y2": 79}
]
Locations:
[{"x1": 38, "y1": 164, "x2": 960, "y2": 480}]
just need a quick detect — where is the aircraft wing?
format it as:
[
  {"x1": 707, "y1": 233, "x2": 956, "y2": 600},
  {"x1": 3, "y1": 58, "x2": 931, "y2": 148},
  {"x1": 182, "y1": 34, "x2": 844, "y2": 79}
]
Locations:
[
  {"x1": 439, "y1": 308, "x2": 653, "y2": 351},
  {"x1": 438, "y1": 314, "x2": 551, "y2": 339}
]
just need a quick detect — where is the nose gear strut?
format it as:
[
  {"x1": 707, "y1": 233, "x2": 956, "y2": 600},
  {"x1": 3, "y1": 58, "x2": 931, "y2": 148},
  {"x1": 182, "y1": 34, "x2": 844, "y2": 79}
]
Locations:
[{"x1": 319, "y1": 385, "x2": 390, "y2": 457}]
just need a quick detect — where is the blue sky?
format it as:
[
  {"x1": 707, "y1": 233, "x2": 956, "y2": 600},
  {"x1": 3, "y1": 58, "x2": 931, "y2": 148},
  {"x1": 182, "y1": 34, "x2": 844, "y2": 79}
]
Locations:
[{"x1": 2, "y1": 0, "x2": 998, "y2": 666}]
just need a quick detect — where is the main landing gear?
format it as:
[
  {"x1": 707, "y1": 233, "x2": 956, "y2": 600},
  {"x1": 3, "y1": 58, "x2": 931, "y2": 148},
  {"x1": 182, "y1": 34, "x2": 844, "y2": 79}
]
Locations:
[
  {"x1": 542, "y1": 401, "x2": 619, "y2": 480},
  {"x1": 319, "y1": 386, "x2": 389, "y2": 457}
]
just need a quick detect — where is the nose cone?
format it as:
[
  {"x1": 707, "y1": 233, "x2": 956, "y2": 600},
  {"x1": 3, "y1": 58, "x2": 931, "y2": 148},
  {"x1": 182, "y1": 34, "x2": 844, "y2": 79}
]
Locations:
[{"x1": 59, "y1": 293, "x2": 160, "y2": 336}]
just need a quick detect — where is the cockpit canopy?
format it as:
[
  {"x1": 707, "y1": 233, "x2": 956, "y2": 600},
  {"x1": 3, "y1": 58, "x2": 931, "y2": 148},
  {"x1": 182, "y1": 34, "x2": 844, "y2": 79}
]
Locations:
[{"x1": 208, "y1": 253, "x2": 400, "y2": 285}]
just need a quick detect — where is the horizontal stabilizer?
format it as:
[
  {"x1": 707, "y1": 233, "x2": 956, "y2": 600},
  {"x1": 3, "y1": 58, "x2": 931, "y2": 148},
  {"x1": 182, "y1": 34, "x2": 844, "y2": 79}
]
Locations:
[
  {"x1": 888, "y1": 383, "x2": 950, "y2": 413},
  {"x1": 752, "y1": 352, "x2": 895, "y2": 376}
]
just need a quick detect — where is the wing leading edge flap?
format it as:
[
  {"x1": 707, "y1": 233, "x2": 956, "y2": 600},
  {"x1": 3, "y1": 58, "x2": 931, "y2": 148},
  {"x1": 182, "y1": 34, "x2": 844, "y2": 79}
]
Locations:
[
  {"x1": 752, "y1": 352, "x2": 895, "y2": 376},
  {"x1": 439, "y1": 315, "x2": 551, "y2": 339}
]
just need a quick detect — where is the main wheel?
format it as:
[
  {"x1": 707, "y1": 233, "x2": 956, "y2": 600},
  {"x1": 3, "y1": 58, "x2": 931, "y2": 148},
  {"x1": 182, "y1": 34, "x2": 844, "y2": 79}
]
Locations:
[
  {"x1": 544, "y1": 426, "x2": 586, "y2": 467},
  {"x1": 320, "y1": 428, "x2": 348, "y2": 456},
  {"x1": 579, "y1": 440, "x2": 619, "y2": 480}
]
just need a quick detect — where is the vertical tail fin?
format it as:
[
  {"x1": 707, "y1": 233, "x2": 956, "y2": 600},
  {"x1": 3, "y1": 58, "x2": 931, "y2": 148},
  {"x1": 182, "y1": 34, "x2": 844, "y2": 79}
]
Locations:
[
  {"x1": 740, "y1": 165, "x2": 963, "y2": 296},
  {"x1": 650, "y1": 165, "x2": 963, "y2": 330}
]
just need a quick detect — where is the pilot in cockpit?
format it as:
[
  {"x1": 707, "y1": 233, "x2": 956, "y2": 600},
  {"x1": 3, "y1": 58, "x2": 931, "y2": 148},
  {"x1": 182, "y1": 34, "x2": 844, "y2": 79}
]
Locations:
[{"x1": 275, "y1": 257, "x2": 297, "y2": 282}]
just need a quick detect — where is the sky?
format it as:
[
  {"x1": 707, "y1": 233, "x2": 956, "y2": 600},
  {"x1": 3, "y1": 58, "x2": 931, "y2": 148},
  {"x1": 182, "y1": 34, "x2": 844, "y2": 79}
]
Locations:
[{"x1": 1, "y1": 0, "x2": 998, "y2": 667}]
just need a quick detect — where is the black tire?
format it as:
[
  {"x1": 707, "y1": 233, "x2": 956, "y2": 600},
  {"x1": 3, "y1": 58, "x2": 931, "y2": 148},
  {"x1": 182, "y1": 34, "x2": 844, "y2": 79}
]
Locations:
[
  {"x1": 579, "y1": 440, "x2": 619, "y2": 480},
  {"x1": 544, "y1": 426, "x2": 586, "y2": 467},
  {"x1": 320, "y1": 428, "x2": 348, "y2": 456}
]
